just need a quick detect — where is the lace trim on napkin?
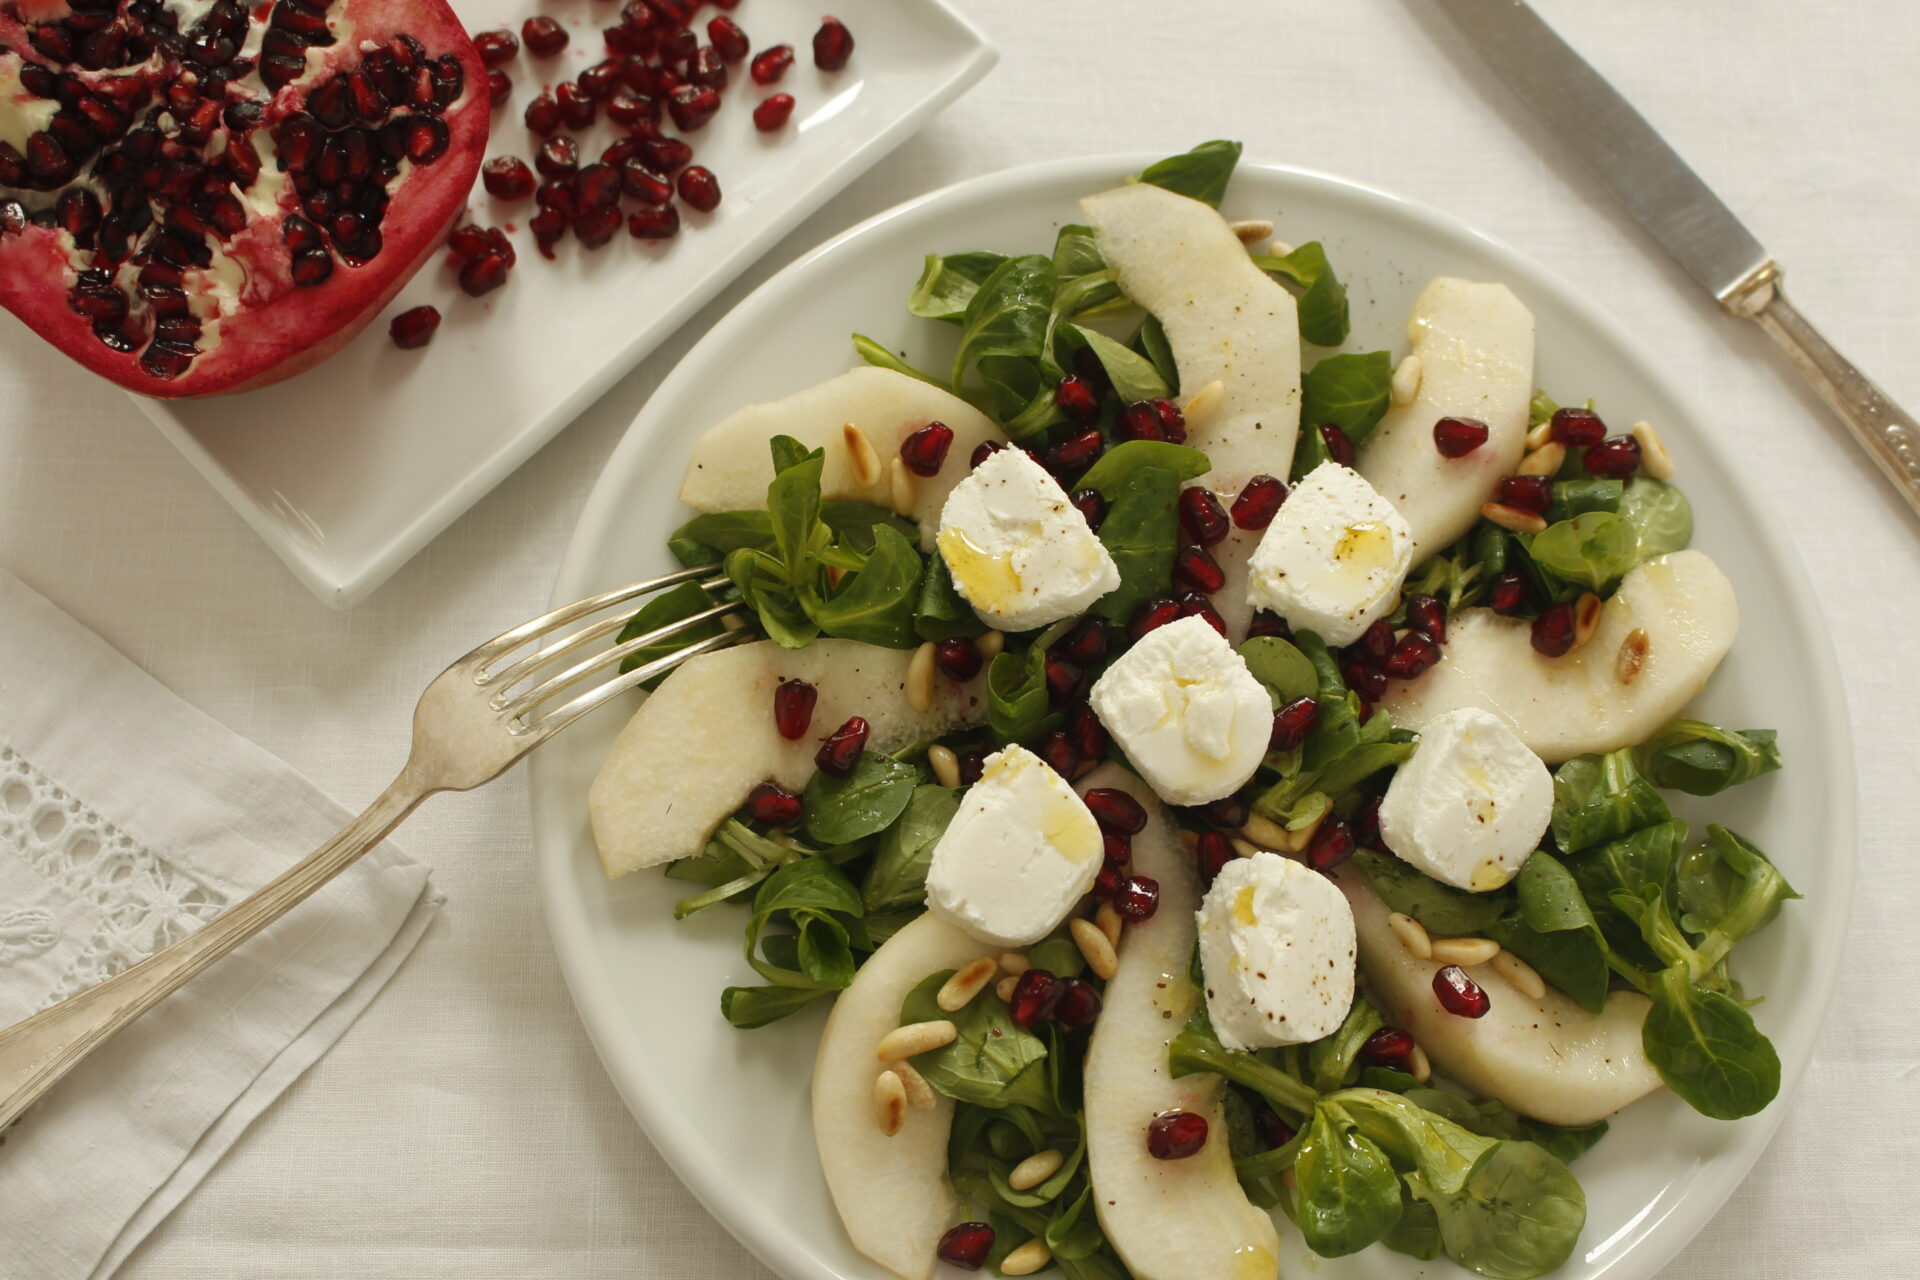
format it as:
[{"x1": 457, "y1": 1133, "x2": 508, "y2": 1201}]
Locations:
[{"x1": 1, "y1": 747, "x2": 228, "y2": 1005}]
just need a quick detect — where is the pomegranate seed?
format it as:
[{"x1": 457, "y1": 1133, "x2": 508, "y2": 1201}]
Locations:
[
  {"x1": 1057, "y1": 617, "x2": 1109, "y2": 665},
  {"x1": 607, "y1": 90, "x2": 657, "y2": 127},
  {"x1": 677, "y1": 164, "x2": 722, "y2": 212},
  {"x1": 488, "y1": 70, "x2": 512, "y2": 107},
  {"x1": 1044, "y1": 658, "x2": 1083, "y2": 706},
  {"x1": 1405, "y1": 594, "x2": 1446, "y2": 643},
  {"x1": 812, "y1": 16, "x2": 855, "y2": 70},
  {"x1": 1361, "y1": 1026, "x2": 1415, "y2": 1064},
  {"x1": 536, "y1": 136, "x2": 579, "y2": 179},
  {"x1": 474, "y1": 29, "x2": 519, "y2": 67},
  {"x1": 1269, "y1": 696, "x2": 1320, "y2": 750},
  {"x1": 529, "y1": 208, "x2": 567, "y2": 258},
  {"x1": 522, "y1": 16, "x2": 569, "y2": 57},
  {"x1": 815, "y1": 716, "x2": 869, "y2": 776},
  {"x1": 1009, "y1": 969, "x2": 1061, "y2": 1028},
  {"x1": 1584, "y1": 435, "x2": 1642, "y2": 479},
  {"x1": 773, "y1": 678, "x2": 816, "y2": 740},
  {"x1": 667, "y1": 84, "x2": 721, "y2": 131},
  {"x1": 937, "y1": 1223, "x2": 994, "y2": 1271},
  {"x1": 1196, "y1": 792, "x2": 1250, "y2": 829},
  {"x1": 388, "y1": 305, "x2": 439, "y2": 349},
  {"x1": 556, "y1": 80, "x2": 596, "y2": 130},
  {"x1": 1102, "y1": 832, "x2": 1132, "y2": 868},
  {"x1": 482, "y1": 155, "x2": 536, "y2": 200},
  {"x1": 1114, "y1": 875, "x2": 1160, "y2": 922},
  {"x1": 525, "y1": 92, "x2": 561, "y2": 136},
  {"x1": 932, "y1": 637, "x2": 983, "y2": 682},
  {"x1": 1085, "y1": 788, "x2": 1147, "y2": 835},
  {"x1": 1353, "y1": 794, "x2": 1384, "y2": 848},
  {"x1": 536, "y1": 180, "x2": 579, "y2": 220},
  {"x1": 1116, "y1": 397, "x2": 1186, "y2": 442},
  {"x1": 1070, "y1": 703, "x2": 1108, "y2": 759},
  {"x1": 1550, "y1": 406, "x2": 1607, "y2": 447},
  {"x1": 574, "y1": 204, "x2": 623, "y2": 249},
  {"x1": 1040, "y1": 728, "x2": 1080, "y2": 776},
  {"x1": 658, "y1": 25, "x2": 699, "y2": 65},
  {"x1": 1383, "y1": 632, "x2": 1441, "y2": 680},
  {"x1": 1046, "y1": 429, "x2": 1104, "y2": 477},
  {"x1": 628, "y1": 204, "x2": 680, "y2": 239},
  {"x1": 1178, "y1": 488, "x2": 1230, "y2": 547},
  {"x1": 752, "y1": 92, "x2": 794, "y2": 131},
  {"x1": 1318, "y1": 423, "x2": 1355, "y2": 466},
  {"x1": 1044, "y1": 375, "x2": 1097, "y2": 426},
  {"x1": 1251, "y1": 1100, "x2": 1295, "y2": 1149},
  {"x1": 1091, "y1": 862, "x2": 1121, "y2": 901},
  {"x1": 1177, "y1": 593, "x2": 1227, "y2": 636},
  {"x1": 1489, "y1": 570, "x2": 1529, "y2": 616},
  {"x1": 1342, "y1": 659, "x2": 1387, "y2": 702},
  {"x1": 962, "y1": 441, "x2": 1000, "y2": 470},
  {"x1": 707, "y1": 14, "x2": 750, "y2": 61},
  {"x1": 1433, "y1": 416, "x2": 1490, "y2": 458},
  {"x1": 1053, "y1": 976, "x2": 1103, "y2": 1030},
  {"x1": 579, "y1": 60, "x2": 624, "y2": 100},
  {"x1": 687, "y1": 45, "x2": 728, "y2": 90},
  {"x1": 1231, "y1": 475, "x2": 1288, "y2": 529},
  {"x1": 750, "y1": 44, "x2": 794, "y2": 85},
  {"x1": 1130, "y1": 598, "x2": 1180, "y2": 641},
  {"x1": 1245, "y1": 612, "x2": 1292, "y2": 640},
  {"x1": 1434, "y1": 965, "x2": 1491, "y2": 1018},
  {"x1": 1147, "y1": 1110, "x2": 1209, "y2": 1160},
  {"x1": 956, "y1": 749, "x2": 987, "y2": 785},
  {"x1": 1357, "y1": 618, "x2": 1395, "y2": 660},
  {"x1": 744, "y1": 781, "x2": 802, "y2": 826},
  {"x1": 1531, "y1": 602, "x2": 1575, "y2": 657},
  {"x1": 447, "y1": 223, "x2": 497, "y2": 262},
  {"x1": 1306, "y1": 818, "x2": 1356, "y2": 872},
  {"x1": 1496, "y1": 474, "x2": 1552, "y2": 514},
  {"x1": 1194, "y1": 830, "x2": 1234, "y2": 884},
  {"x1": 1174, "y1": 545, "x2": 1226, "y2": 594},
  {"x1": 899, "y1": 422, "x2": 954, "y2": 476},
  {"x1": 1068, "y1": 487, "x2": 1106, "y2": 531},
  {"x1": 457, "y1": 253, "x2": 512, "y2": 298},
  {"x1": 621, "y1": 160, "x2": 674, "y2": 205}
]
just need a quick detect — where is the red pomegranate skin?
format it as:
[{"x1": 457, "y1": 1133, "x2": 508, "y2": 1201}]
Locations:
[{"x1": 0, "y1": 0, "x2": 490, "y2": 399}]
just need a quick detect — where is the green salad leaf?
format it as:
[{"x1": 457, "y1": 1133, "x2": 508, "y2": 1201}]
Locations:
[
  {"x1": 861, "y1": 784, "x2": 959, "y2": 913},
  {"x1": 1074, "y1": 440, "x2": 1212, "y2": 620},
  {"x1": 1136, "y1": 138, "x2": 1243, "y2": 207},
  {"x1": 1253, "y1": 241, "x2": 1350, "y2": 346},
  {"x1": 1550, "y1": 749, "x2": 1671, "y2": 854},
  {"x1": 902, "y1": 971, "x2": 1056, "y2": 1113},
  {"x1": 1635, "y1": 719, "x2": 1782, "y2": 796},
  {"x1": 1300, "y1": 351, "x2": 1393, "y2": 444},
  {"x1": 804, "y1": 750, "x2": 921, "y2": 845},
  {"x1": 908, "y1": 250, "x2": 1010, "y2": 322}
]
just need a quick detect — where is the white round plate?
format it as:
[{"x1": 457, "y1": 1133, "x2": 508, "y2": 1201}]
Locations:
[{"x1": 530, "y1": 156, "x2": 1854, "y2": 1280}]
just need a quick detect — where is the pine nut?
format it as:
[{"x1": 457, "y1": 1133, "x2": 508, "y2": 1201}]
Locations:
[
  {"x1": 1388, "y1": 912, "x2": 1432, "y2": 960},
  {"x1": 1493, "y1": 949, "x2": 1547, "y2": 1001},
  {"x1": 1572, "y1": 592, "x2": 1603, "y2": 650},
  {"x1": 1391, "y1": 354, "x2": 1424, "y2": 407},
  {"x1": 977, "y1": 629, "x2": 1005, "y2": 659},
  {"x1": 928, "y1": 744, "x2": 961, "y2": 789},
  {"x1": 1525, "y1": 421, "x2": 1554, "y2": 451},
  {"x1": 1239, "y1": 812, "x2": 1290, "y2": 850},
  {"x1": 1616, "y1": 627, "x2": 1651, "y2": 685},
  {"x1": 995, "y1": 975, "x2": 1019, "y2": 1003},
  {"x1": 1481, "y1": 502, "x2": 1547, "y2": 535},
  {"x1": 877, "y1": 1020, "x2": 957, "y2": 1061},
  {"x1": 1230, "y1": 218, "x2": 1275, "y2": 244},
  {"x1": 1517, "y1": 441, "x2": 1565, "y2": 476},
  {"x1": 843, "y1": 422, "x2": 882, "y2": 487},
  {"x1": 887, "y1": 456, "x2": 918, "y2": 516},
  {"x1": 998, "y1": 951, "x2": 1030, "y2": 976},
  {"x1": 1263, "y1": 238, "x2": 1295, "y2": 258},
  {"x1": 1230, "y1": 836, "x2": 1263, "y2": 860},
  {"x1": 1407, "y1": 1042, "x2": 1432, "y2": 1084},
  {"x1": 1071, "y1": 917, "x2": 1119, "y2": 980},
  {"x1": 1007, "y1": 1148, "x2": 1065, "y2": 1192},
  {"x1": 1289, "y1": 809, "x2": 1326, "y2": 852},
  {"x1": 938, "y1": 958, "x2": 998, "y2": 1012},
  {"x1": 1001, "y1": 1240, "x2": 1053, "y2": 1276},
  {"x1": 1181, "y1": 379, "x2": 1225, "y2": 429},
  {"x1": 1095, "y1": 901, "x2": 1124, "y2": 949},
  {"x1": 893, "y1": 1058, "x2": 937, "y2": 1110},
  {"x1": 905, "y1": 641, "x2": 937, "y2": 712},
  {"x1": 1429, "y1": 936, "x2": 1501, "y2": 966},
  {"x1": 1632, "y1": 420, "x2": 1676, "y2": 480},
  {"x1": 874, "y1": 1069, "x2": 907, "y2": 1136}
]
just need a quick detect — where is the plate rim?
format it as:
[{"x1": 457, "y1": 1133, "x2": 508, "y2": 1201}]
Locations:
[
  {"x1": 129, "y1": 0, "x2": 998, "y2": 610},
  {"x1": 530, "y1": 152, "x2": 1858, "y2": 1280}
]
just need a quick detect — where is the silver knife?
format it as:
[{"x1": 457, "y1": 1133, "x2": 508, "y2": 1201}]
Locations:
[{"x1": 1432, "y1": 0, "x2": 1920, "y2": 518}]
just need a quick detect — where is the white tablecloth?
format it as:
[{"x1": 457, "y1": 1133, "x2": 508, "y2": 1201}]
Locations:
[{"x1": 2, "y1": 1, "x2": 1914, "y2": 1275}]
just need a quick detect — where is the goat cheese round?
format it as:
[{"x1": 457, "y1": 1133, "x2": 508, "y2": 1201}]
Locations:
[
  {"x1": 935, "y1": 446, "x2": 1121, "y2": 632},
  {"x1": 1245, "y1": 461, "x2": 1413, "y2": 646},
  {"x1": 1087, "y1": 615, "x2": 1271, "y2": 806},
  {"x1": 1377, "y1": 707, "x2": 1553, "y2": 892},
  {"x1": 925, "y1": 744, "x2": 1103, "y2": 948},
  {"x1": 1197, "y1": 852, "x2": 1356, "y2": 1050}
]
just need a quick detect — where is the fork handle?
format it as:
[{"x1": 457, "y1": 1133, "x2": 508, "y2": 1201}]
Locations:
[{"x1": 0, "y1": 770, "x2": 432, "y2": 1131}]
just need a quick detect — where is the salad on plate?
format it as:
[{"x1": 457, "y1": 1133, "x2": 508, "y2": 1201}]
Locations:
[{"x1": 584, "y1": 141, "x2": 1796, "y2": 1280}]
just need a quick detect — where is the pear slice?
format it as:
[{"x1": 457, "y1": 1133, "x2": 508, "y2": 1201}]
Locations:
[
  {"x1": 1334, "y1": 865, "x2": 1661, "y2": 1127},
  {"x1": 1380, "y1": 550, "x2": 1738, "y2": 765},
  {"x1": 1080, "y1": 765, "x2": 1281, "y2": 1280},
  {"x1": 812, "y1": 912, "x2": 993, "y2": 1280},
  {"x1": 1210, "y1": 523, "x2": 1262, "y2": 642},
  {"x1": 1082, "y1": 183, "x2": 1301, "y2": 494},
  {"x1": 677, "y1": 366, "x2": 1004, "y2": 550},
  {"x1": 1355, "y1": 278, "x2": 1535, "y2": 561},
  {"x1": 589, "y1": 638, "x2": 987, "y2": 878}
]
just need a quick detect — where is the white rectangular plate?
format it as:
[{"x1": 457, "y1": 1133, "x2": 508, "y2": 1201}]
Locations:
[{"x1": 131, "y1": 0, "x2": 993, "y2": 607}]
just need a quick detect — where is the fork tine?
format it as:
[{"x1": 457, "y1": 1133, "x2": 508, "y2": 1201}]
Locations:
[
  {"x1": 498, "y1": 598, "x2": 748, "y2": 719},
  {"x1": 486, "y1": 570, "x2": 727, "y2": 694},
  {"x1": 468, "y1": 564, "x2": 722, "y2": 673},
  {"x1": 520, "y1": 626, "x2": 759, "y2": 740}
]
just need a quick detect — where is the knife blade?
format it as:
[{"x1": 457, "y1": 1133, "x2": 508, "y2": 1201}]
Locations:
[{"x1": 1432, "y1": 0, "x2": 1920, "y2": 520}]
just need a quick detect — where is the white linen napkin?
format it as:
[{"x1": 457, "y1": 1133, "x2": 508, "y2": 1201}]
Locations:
[{"x1": 0, "y1": 568, "x2": 442, "y2": 1280}]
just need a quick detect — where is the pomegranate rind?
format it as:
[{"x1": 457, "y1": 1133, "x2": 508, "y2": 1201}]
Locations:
[
  {"x1": 0, "y1": 0, "x2": 489, "y2": 399},
  {"x1": 811, "y1": 912, "x2": 983, "y2": 1280},
  {"x1": 1078, "y1": 764, "x2": 1282, "y2": 1280}
]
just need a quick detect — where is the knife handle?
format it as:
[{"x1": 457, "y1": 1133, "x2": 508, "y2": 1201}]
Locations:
[{"x1": 1733, "y1": 273, "x2": 1920, "y2": 519}]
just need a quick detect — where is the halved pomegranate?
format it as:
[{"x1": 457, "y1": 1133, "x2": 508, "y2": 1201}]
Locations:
[{"x1": 0, "y1": 0, "x2": 487, "y2": 398}]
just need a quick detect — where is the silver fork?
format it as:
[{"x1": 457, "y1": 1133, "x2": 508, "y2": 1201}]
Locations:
[{"x1": 0, "y1": 565, "x2": 752, "y2": 1132}]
